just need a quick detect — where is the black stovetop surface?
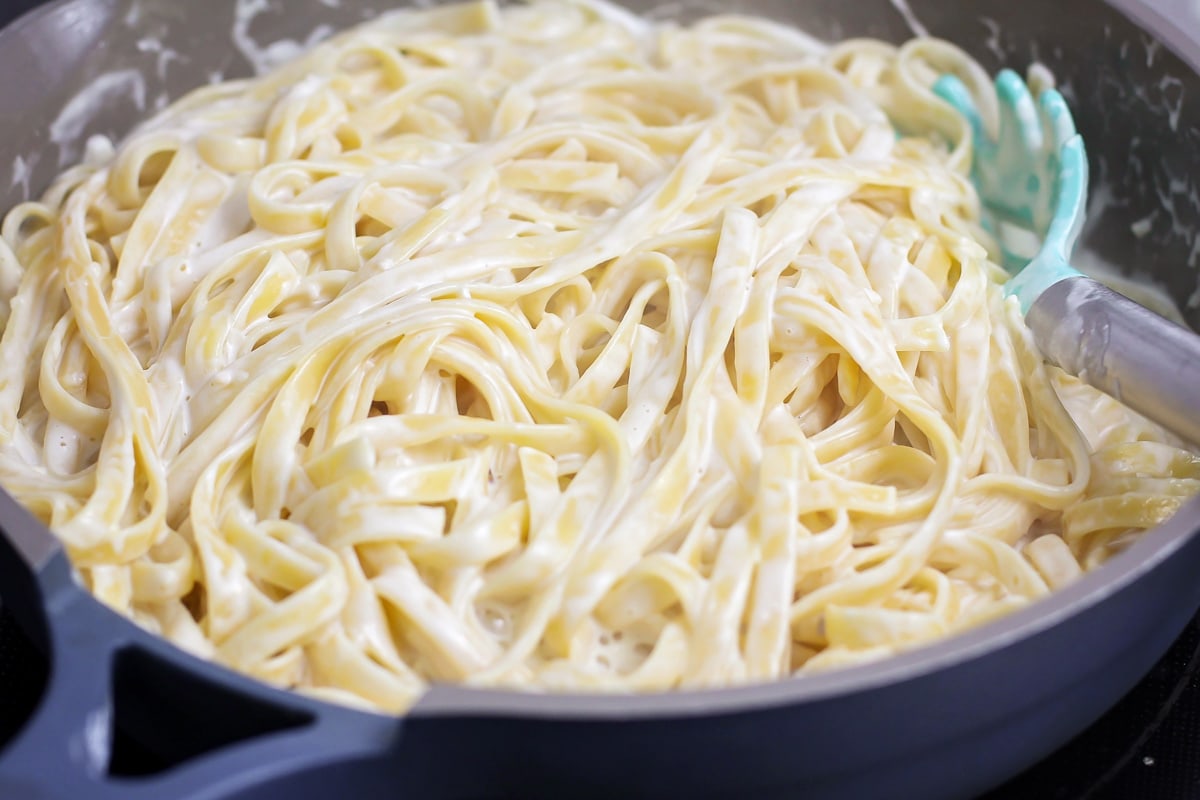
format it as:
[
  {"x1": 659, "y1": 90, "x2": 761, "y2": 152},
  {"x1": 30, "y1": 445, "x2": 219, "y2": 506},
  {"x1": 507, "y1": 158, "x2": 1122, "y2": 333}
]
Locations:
[{"x1": 2, "y1": 0, "x2": 1200, "y2": 796}]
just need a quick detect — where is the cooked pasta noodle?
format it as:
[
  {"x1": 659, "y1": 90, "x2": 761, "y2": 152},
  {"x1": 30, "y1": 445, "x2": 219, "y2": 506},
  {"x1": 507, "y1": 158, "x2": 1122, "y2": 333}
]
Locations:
[{"x1": 0, "y1": 0, "x2": 1196, "y2": 712}]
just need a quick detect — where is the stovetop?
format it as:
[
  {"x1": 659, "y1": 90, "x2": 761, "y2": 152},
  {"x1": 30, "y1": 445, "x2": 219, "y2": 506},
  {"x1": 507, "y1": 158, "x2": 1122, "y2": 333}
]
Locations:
[{"x1": 2, "y1": 0, "x2": 1200, "y2": 796}]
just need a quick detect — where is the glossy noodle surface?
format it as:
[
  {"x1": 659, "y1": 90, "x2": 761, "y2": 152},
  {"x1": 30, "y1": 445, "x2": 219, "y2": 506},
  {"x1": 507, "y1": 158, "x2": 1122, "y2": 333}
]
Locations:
[{"x1": 0, "y1": 0, "x2": 1195, "y2": 712}]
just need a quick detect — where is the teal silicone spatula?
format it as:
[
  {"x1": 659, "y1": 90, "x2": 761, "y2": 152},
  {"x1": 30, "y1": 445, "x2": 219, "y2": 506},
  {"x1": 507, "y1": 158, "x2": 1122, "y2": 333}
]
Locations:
[{"x1": 934, "y1": 70, "x2": 1200, "y2": 444}]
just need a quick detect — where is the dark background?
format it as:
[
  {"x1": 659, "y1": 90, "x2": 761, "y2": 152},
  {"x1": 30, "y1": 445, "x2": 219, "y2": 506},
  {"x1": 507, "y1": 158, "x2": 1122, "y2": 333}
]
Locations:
[{"x1": 1, "y1": 0, "x2": 1200, "y2": 797}]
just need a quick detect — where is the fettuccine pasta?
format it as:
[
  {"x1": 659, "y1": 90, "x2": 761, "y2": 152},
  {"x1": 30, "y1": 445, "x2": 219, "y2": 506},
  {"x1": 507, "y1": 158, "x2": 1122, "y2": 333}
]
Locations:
[{"x1": 0, "y1": 0, "x2": 1195, "y2": 712}]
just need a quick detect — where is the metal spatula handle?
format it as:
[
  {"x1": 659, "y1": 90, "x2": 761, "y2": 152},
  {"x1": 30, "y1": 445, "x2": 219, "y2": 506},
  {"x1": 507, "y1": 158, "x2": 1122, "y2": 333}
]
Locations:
[{"x1": 1027, "y1": 275, "x2": 1200, "y2": 445}]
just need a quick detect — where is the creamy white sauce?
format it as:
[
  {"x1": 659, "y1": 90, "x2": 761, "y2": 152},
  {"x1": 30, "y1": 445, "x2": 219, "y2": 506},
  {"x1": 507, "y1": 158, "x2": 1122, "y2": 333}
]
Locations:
[
  {"x1": 48, "y1": 70, "x2": 147, "y2": 166},
  {"x1": 10, "y1": 154, "x2": 35, "y2": 200},
  {"x1": 888, "y1": 0, "x2": 929, "y2": 38},
  {"x1": 232, "y1": 0, "x2": 335, "y2": 75}
]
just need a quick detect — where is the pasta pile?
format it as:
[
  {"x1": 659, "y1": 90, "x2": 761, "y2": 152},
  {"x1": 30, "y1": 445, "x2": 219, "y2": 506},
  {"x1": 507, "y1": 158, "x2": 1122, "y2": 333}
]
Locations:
[{"x1": 0, "y1": 0, "x2": 1196, "y2": 712}]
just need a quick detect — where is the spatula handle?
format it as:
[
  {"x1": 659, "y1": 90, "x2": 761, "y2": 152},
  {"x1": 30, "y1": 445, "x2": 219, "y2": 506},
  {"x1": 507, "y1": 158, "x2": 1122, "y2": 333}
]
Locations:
[{"x1": 1026, "y1": 275, "x2": 1200, "y2": 445}]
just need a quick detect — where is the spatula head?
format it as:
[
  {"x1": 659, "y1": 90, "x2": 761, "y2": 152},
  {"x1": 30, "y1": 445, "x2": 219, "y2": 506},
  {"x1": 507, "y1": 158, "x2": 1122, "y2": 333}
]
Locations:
[{"x1": 933, "y1": 69, "x2": 1089, "y2": 311}]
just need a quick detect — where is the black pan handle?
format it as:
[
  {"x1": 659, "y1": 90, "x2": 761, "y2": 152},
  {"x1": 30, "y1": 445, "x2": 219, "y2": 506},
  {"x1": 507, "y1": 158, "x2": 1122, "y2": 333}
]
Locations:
[{"x1": 0, "y1": 489, "x2": 401, "y2": 800}]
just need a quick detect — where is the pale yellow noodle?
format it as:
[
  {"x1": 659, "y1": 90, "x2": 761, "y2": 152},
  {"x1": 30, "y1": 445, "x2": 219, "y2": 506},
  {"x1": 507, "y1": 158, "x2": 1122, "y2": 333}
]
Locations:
[{"x1": 0, "y1": 0, "x2": 1195, "y2": 712}]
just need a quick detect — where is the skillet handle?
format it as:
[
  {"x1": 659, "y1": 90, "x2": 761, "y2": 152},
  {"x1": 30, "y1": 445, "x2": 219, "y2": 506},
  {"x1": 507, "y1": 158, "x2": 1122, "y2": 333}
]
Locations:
[
  {"x1": 0, "y1": 516, "x2": 401, "y2": 799},
  {"x1": 1026, "y1": 275, "x2": 1200, "y2": 445},
  {"x1": 0, "y1": 486, "x2": 67, "y2": 653}
]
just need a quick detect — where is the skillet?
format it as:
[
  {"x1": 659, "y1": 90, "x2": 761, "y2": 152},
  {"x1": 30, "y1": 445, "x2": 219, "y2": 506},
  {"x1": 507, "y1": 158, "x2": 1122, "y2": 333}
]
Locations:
[{"x1": 1, "y1": 1, "x2": 1200, "y2": 797}]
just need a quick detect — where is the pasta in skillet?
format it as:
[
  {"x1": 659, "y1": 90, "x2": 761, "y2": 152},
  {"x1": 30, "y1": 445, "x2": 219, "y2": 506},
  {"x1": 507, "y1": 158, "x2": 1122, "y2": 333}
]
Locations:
[{"x1": 0, "y1": 0, "x2": 1195, "y2": 712}]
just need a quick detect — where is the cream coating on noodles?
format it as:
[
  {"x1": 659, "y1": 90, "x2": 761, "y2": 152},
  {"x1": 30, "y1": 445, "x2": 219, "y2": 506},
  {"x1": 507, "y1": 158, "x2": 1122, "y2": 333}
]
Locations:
[{"x1": 0, "y1": 0, "x2": 1196, "y2": 712}]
